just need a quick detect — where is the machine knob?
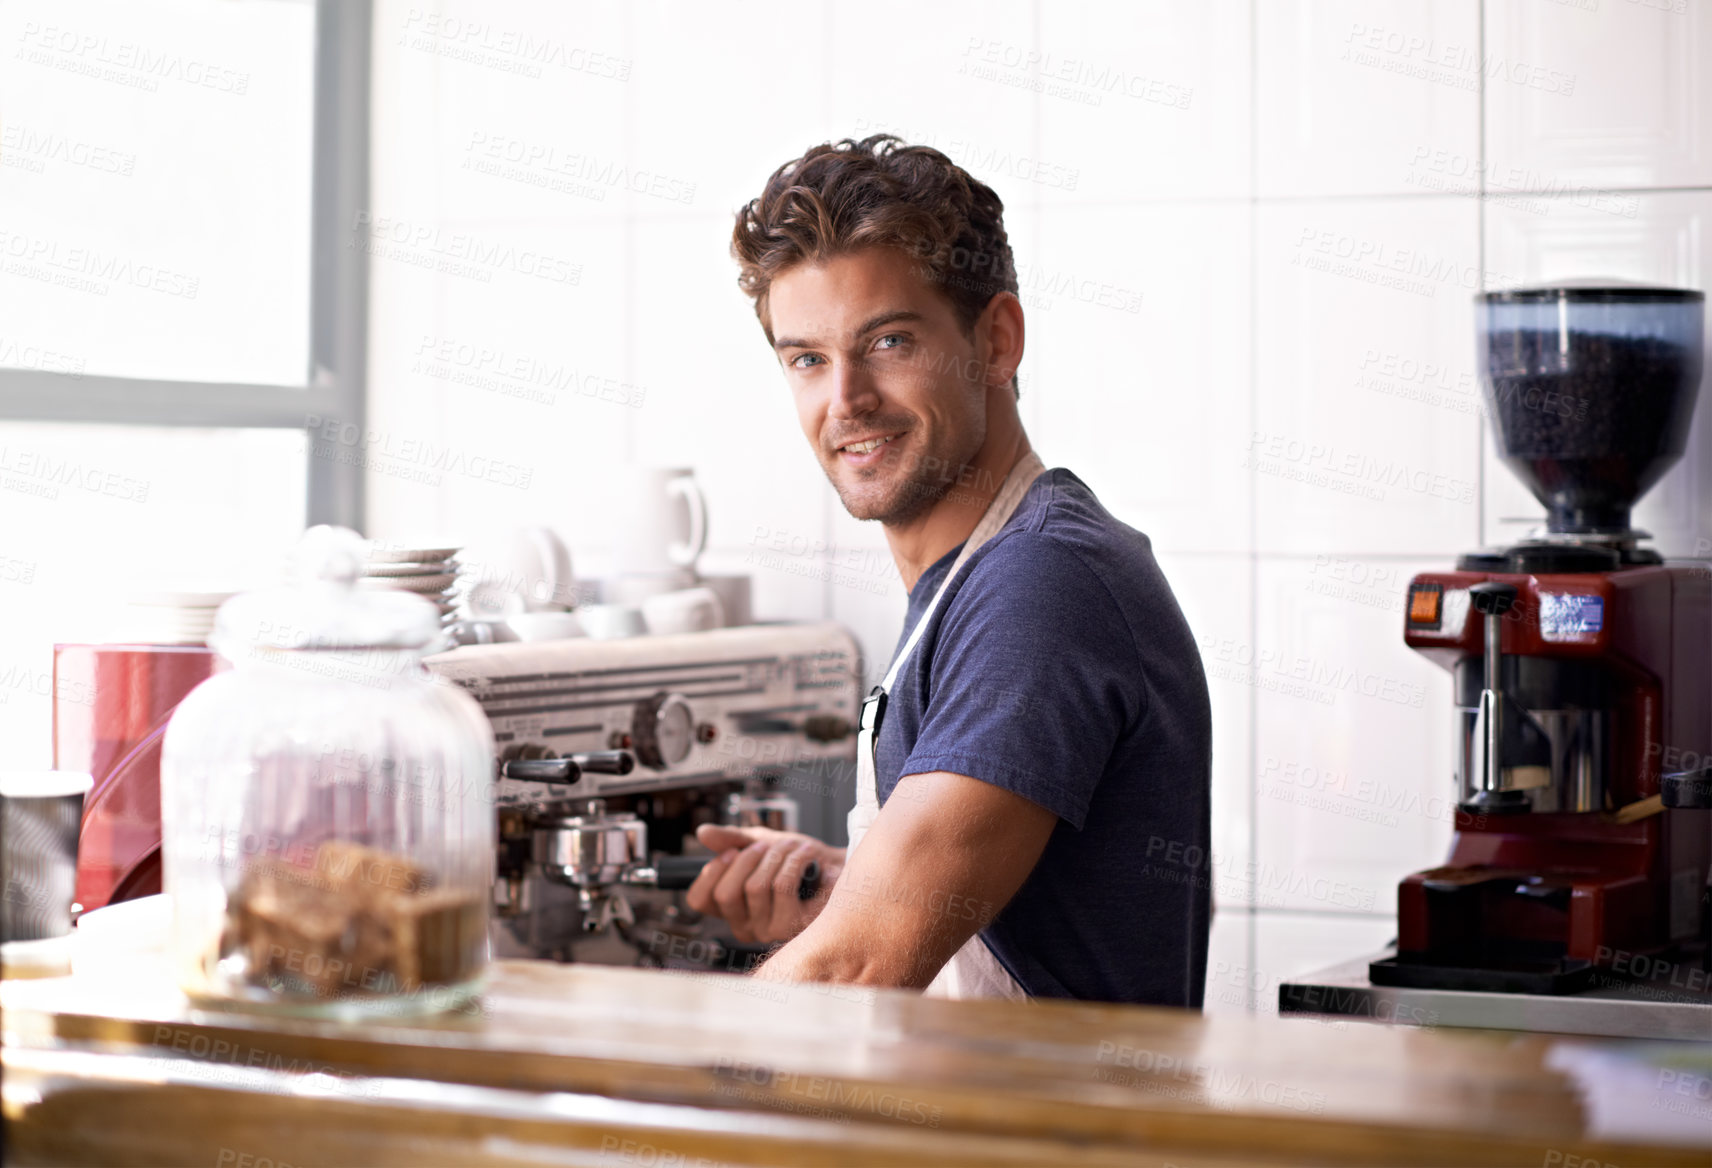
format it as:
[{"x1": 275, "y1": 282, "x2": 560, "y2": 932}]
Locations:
[
  {"x1": 632, "y1": 692, "x2": 694, "y2": 769},
  {"x1": 1469, "y1": 581, "x2": 1519, "y2": 616},
  {"x1": 1662, "y1": 764, "x2": 1712, "y2": 810}
]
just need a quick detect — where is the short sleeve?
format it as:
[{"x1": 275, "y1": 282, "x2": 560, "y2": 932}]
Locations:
[{"x1": 898, "y1": 534, "x2": 1142, "y2": 829}]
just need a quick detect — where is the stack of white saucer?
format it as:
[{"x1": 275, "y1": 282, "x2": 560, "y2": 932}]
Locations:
[
  {"x1": 122, "y1": 587, "x2": 238, "y2": 645},
  {"x1": 359, "y1": 542, "x2": 462, "y2": 627}
]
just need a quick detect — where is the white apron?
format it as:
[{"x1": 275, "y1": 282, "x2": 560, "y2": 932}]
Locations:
[{"x1": 847, "y1": 450, "x2": 1046, "y2": 1001}]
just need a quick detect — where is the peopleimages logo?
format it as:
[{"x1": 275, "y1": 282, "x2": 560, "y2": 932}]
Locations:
[
  {"x1": 0, "y1": 230, "x2": 200, "y2": 300},
  {"x1": 349, "y1": 213, "x2": 582, "y2": 287},
  {"x1": 1292, "y1": 227, "x2": 1520, "y2": 299},
  {"x1": 304, "y1": 415, "x2": 534, "y2": 491},
  {"x1": 1341, "y1": 23, "x2": 1576, "y2": 97},
  {"x1": 0, "y1": 444, "x2": 150, "y2": 503},
  {"x1": 851, "y1": 118, "x2": 1082, "y2": 192},
  {"x1": 1244, "y1": 430, "x2": 1476, "y2": 506},
  {"x1": 959, "y1": 38, "x2": 1194, "y2": 110},
  {"x1": 0, "y1": 123, "x2": 137, "y2": 177},
  {"x1": 463, "y1": 132, "x2": 696, "y2": 206},
  {"x1": 411, "y1": 334, "x2": 647, "y2": 408},
  {"x1": 14, "y1": 21, "x2": 252, "y2": 94},
  {"x1": 0, "y1": 336, "x2": 86, "y2": 376},
  {"x1": 398, "y1": 9, "x2": 632, "y2": 81}
]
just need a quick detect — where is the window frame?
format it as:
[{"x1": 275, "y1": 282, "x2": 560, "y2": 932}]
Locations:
[{"x1": 0, "y1": 0, "x2": 372, "y2": 529}]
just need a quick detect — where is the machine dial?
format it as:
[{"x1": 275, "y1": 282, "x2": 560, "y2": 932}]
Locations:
[{"x1": 632, "y1": 692, "x2": 694, "y2": 769}]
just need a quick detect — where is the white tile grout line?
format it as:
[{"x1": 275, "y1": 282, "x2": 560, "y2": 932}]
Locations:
[
  {"x1": 820, "y1": 3, "x2": 837, "y2": 624},
  {"x1": 1476, "y1": 0, "x2": 1488, "y2": 552},
  {"x1": 621, "y1": 2, "x2": 638, "y2": 470},
  {"x1": 1245, "y1": 0, "x2": 1261, "y2": 1007}
]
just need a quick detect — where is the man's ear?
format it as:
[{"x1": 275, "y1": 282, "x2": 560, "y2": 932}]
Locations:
[{"x1": 979, "y1": 291, "x2": 1025, "y2": 390}]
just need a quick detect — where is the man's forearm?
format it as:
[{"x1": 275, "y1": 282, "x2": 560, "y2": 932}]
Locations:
[
  {"x1": 751, "y1": 771, "x2": 1054, "y2": 990},
  {"x1": 756, "y1": 889, "x2": 946, "y2": 988}
]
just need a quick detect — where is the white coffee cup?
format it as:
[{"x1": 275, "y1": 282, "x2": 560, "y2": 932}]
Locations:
[
  {"x1": 617, "y1": 468, "x2": 707, "y2": 577},
  {"x1": 464, "y1": 526, "x2": 575, "y2": 616},
  {"x1": 642, "y1": 587, "x2": 725, "y2": 635},
  {"x1": 505, "y1": 611, "x2": 586, "y2": 642},
  {"x1": 697, "y1": 573, "x2": 753, "y2": 628},
  {"x1": 603, "y1": 568, "x2": 697, "y2": 608},
  {"x1": 577, "y1": 604, "x2": 649, "y2": 640},
  {"x1": 518, "y1": 527, "x2": 575, "y2": 611}
]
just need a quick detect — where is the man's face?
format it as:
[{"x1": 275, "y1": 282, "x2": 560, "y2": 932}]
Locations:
[{"x1": 768, "y1": 247, "x2": 989, "y2": 525}]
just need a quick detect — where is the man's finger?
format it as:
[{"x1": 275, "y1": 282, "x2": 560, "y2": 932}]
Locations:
[
  {"x1": 697, "y1": 823, "x2": 771, "y2": 852},
  {"x1": 713, "y1": 843, "x2": 769, "y2": 933},
  {"x1": 683, "y1": 849, "x2": 733, "y2": 916},
  {"x1": 743, "y1": 843, "x2": 789, "y2": 931},
  {"x1": 768, "y1": 842, "x2": 818, "y2": 938}
]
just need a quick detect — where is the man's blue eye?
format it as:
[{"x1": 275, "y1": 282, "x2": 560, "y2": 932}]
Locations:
[
  {"x1": 792, "y1": 353, "x2": 823, "y2": 369},
  {"x1": 875, "y1": 334, "x2": 905, "y2": 350}
]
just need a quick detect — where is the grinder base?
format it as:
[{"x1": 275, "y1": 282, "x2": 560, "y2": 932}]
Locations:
[{"x1": 1370, "y1": 953, "x2": 1593, "y2": 996}]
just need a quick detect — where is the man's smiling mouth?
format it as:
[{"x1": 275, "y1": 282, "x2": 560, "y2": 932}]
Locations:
[{"x1": 838, "y1": 434, "x2": 898, "y2": 455}]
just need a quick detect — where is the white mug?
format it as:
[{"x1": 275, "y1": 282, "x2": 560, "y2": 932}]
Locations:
[
  {"x1": 603, "y1": 568, "x2": 697, "y2": 608},
  {"x1": 641, "y1": 587, "x2": 725, "y2": 635},
  {"x1": 697, "y1": 573, "x2": 753, "y2": 628},
  {"x1": 463, "y1": 527, "x2": 575, "y2": 616},
  {"x1": 505, "y1": 611, "x2": 585, "y2": 642},
  {"x1": 577, "y1": 604, "x2": 649, "y2": 640},
  {"x1": 617, "y1": 468, "x2": 707, "y2": 577},
  {"x1": 516, "y1": 526, "x2": 575, "y2": 611}
]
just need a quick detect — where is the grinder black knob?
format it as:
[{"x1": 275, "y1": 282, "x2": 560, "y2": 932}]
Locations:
[{"x1": 1469, "y1": 581, "x2": 1519, "y2": 616}]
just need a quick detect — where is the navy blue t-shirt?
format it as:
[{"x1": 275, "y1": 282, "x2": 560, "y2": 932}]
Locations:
[{"x1": 874, "y1": 467, "x2": 1212, "y2": 1006}]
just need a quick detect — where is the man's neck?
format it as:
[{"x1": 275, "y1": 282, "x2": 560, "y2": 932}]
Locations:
[{"x1": 884, "y1": 423, "x2": 1033, "y2": 594}]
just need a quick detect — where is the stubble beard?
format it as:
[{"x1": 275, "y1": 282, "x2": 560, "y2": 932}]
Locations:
[{"x1": 825, "y1": 425, "x2": 986, "y2": 527}]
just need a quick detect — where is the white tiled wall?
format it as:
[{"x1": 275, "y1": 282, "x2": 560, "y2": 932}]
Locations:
[
  {"x1": 1252, "y1": 197, "x2": 1483, "y2": 557},
  {"x1": 1255, "y1": 0, "x2": 1480, "y2": 198},
  {"x1": 367, "y1": 0, "x2": 1712, "y2": 1010}
]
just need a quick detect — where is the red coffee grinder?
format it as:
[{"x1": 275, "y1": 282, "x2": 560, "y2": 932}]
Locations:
[{"x1": 1379, "y1": 284, "x2": 1711, "y2": 994}]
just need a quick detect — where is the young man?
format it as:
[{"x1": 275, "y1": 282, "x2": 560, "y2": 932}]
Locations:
[{"x1": 684, "y1": 135, "x2": 1212, "y2": 1006}]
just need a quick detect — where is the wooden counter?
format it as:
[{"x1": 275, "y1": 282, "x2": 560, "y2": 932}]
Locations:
[{"x1": 4, "y1": 958, "x2": 1707, "y2": 1167}]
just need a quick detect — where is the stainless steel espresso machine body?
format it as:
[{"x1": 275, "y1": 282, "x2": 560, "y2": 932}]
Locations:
[{"x1": 425, "y1": 622, "x2": 859, "y2": 969}]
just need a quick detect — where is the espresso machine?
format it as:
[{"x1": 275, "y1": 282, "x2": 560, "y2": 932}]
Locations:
[
  {"x1": 423, "y1": 622, "x2": 857, "y2": 969},
  {"x1": 1282, "y1": 284, "x2": 1712, "y2": 1038},
  {"x1": 59, "y1": 621, "x2": 859, "y2": 973}
]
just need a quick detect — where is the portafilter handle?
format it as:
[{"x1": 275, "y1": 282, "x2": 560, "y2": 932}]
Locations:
[
  {"x1": 1469, "y1": 582, "x2": 1519, "y2": 797},
  {"x1": 501, "y1": 757, "x2": 580, "y2": 784},
  {"x1": 501, "y1": 749, "x2": 636, "y2": 784},
  {"x1": 632, "y1": 855, "x2": 822, "y2": 899},
  {"x1": 569, "y1": 750, "x2": 636, "y2": 775}
]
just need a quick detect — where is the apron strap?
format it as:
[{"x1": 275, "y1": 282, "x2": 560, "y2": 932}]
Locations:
[
  {"x1": 879, "y1": 450, "x2": 1046, "y2": 695},
  {"x1": 848, "y1": 452, "x2": 1047, "y2": 1002}
]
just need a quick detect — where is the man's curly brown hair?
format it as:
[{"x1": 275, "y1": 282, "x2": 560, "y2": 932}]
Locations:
[{"x1": 732, "y1": 135, "x2": 1020, "y2": 396}]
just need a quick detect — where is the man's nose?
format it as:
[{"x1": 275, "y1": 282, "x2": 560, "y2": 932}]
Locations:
[{"x1": 827, "y1": 356, "x2": 880, "y2": 419}]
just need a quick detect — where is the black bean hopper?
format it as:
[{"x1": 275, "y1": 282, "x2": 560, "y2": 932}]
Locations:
[{"x1": 1284, "y1": 284, "x2": 1712, "y2": 1039}]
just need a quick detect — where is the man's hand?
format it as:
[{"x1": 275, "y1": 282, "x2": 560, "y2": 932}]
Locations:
[{"x1": 682, "y1": 824, "x2": 845, "y2": 944}]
